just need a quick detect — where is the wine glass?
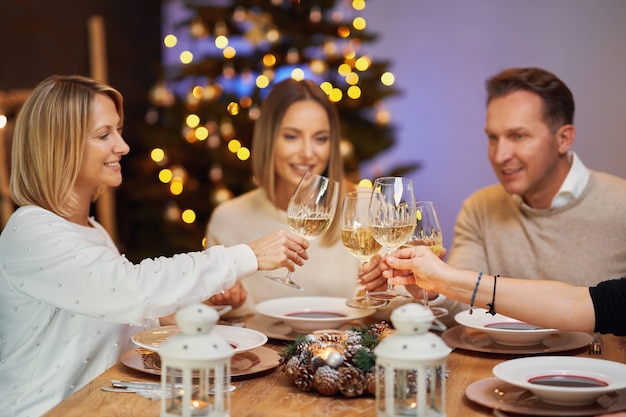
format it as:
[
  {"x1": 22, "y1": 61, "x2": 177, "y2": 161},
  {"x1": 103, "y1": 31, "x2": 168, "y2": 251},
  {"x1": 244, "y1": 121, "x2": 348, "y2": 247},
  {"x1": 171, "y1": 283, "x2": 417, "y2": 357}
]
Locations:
[
  {"x1": 402, "y1": 201, "x2": 448, "y2": 318},
  {"x1": 340, "y1": 191, "x2": 388, "y2": 309},
  {"x1": 368, "y1": 177, "x2": 417, "y2": 301},
  {"x1": 265, "y1": 171, "x2": 340, "y2": 290}
]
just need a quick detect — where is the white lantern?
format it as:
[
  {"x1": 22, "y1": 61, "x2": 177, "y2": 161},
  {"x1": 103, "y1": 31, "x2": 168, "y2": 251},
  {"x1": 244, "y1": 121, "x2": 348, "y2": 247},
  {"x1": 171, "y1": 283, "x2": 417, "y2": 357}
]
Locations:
[
  {"x1": 374, "y1": 304, "x2": 451, "y2": 417},
  {"x1": 160, "y1": 304, "x2": 234, "y2": 417}
]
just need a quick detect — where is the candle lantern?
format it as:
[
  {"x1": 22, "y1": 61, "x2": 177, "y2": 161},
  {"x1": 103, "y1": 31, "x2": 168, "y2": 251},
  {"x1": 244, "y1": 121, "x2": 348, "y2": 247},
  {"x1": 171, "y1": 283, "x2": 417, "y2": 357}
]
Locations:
[
  {"x1": 374, "y1": 304, "x2": 451, "y2": 417},
  {"x1": 160, "y1": 304, "x2": 234, "y2": 417}
]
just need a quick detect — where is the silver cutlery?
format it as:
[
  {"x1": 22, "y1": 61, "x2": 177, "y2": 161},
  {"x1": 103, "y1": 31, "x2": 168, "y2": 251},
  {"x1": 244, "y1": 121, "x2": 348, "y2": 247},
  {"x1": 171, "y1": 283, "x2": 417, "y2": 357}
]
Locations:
[{"x1": 589, "y1": 333, "x2": 602, "y2": 355}]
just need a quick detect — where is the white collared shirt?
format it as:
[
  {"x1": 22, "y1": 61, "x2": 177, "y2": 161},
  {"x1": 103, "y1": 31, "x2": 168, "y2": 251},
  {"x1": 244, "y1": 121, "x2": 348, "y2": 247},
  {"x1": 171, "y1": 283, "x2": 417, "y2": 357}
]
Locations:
[{"x1": 512, "y1": 152, "x2": 590, "y2": 209}]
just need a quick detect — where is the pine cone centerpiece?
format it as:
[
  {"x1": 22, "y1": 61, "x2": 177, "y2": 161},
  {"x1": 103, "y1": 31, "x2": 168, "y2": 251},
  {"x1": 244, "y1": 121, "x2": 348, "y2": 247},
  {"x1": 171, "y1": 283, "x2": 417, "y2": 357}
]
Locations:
[{"x1": 280, "y1": 322, "x2": 392, "y2": 397}]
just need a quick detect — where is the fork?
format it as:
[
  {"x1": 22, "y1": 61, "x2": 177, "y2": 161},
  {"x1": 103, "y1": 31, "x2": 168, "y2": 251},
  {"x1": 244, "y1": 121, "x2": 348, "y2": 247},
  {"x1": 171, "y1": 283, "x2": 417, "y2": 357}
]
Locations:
[{"x1": 588, "y1": 333, "x2": 602, "y2": 355}]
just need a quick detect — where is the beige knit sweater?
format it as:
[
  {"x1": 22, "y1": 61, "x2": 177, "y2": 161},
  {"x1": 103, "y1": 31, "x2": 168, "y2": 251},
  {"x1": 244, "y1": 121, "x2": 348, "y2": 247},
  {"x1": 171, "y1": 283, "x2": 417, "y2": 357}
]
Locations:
[{"x1": 443, "y1": 170, "x2": 626, "y2": 325}]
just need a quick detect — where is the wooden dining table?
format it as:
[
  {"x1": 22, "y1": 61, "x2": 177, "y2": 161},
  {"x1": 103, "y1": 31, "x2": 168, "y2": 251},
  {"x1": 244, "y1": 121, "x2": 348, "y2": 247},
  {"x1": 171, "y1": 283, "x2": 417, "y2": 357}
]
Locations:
[{"x1": 43, "y1": 317, "x2": 626, "y2": 417}]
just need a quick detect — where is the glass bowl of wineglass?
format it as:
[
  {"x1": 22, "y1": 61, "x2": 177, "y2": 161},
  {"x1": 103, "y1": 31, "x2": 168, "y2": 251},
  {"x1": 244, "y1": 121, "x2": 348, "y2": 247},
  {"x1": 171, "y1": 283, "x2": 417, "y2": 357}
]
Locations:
[
  {"x1": 368, "y1": 176, "x2": 417, "y2": 301},
  {"x1": 265, "y1": 171, "x2": 339, "y2": 290},
  {"x1": 402, "y1": 201, "x2": 448, "y2": 318},
  {"x1": 340, "y1": 190, "x2": 387, "y2": 309}
]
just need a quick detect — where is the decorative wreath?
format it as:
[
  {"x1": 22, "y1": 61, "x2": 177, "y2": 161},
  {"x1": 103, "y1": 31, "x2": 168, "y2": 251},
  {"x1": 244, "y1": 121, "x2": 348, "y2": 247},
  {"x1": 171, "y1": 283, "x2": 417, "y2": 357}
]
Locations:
[{"x1": 279, "y1": 322, "x2": 392, "y2": 397}]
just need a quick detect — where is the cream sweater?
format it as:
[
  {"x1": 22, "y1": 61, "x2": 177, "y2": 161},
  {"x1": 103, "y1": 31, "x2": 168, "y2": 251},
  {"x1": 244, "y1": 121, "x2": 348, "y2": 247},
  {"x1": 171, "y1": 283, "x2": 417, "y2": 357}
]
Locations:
[
  {"x1": 443, "y1": 170, "x2": 626, "y2": 324},
  {"x1": 206, "y1": 188, "x2": 363, "y2": 317}
]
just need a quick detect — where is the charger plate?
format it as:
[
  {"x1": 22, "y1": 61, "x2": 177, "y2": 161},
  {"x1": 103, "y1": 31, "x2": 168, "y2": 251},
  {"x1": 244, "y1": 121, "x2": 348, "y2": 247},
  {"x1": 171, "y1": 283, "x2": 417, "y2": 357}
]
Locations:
[
  {"x1": 441, "y1": 325, "x2": 593, "y2": 354},
  {"x1": 466, "y1": 377, "x2": 626, "y2": 416},
  {"x1": 120, "y1": 346, "x2": 279, "y2": 378}
]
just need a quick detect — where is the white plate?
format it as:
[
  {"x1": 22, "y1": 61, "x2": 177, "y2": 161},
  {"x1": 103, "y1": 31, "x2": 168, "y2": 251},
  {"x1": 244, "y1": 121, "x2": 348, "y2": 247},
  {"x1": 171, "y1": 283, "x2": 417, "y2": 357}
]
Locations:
[
  {"x1": 255, "y1": 296, "x2": 375, "y2": 334},
  {"x1": 455, "y1": 309, "x2": 558, "y2": 346},
  {"x1": 493, "y1": 356, "x2": 626, "y2": 406},
  {"x1": 132, "y1": 325, "x2": 267, "y2": 353},
  {"x1": 121, "y1": 346, "x2": 279, "y2": 378}
]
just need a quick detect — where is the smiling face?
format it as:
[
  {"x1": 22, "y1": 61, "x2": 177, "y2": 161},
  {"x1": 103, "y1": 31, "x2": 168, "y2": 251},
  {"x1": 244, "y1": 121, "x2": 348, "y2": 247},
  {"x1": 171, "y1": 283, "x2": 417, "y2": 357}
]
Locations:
[
  {"x1": 485, "y1": 90, "x2": 574, "y2": 208},
  {"x1": 273, "y1": 99, "x2": 331, "y2": 207},
  {"x1": 73, "y1": 93, "x2": 130, "y2": 205}
]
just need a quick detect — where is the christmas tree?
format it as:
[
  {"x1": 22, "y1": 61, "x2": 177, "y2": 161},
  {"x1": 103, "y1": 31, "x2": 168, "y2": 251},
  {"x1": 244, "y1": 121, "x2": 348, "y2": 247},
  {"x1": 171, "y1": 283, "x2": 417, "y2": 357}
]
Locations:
[{"x1": 119, "y1": 0, "x2": 419, "y2": 261}]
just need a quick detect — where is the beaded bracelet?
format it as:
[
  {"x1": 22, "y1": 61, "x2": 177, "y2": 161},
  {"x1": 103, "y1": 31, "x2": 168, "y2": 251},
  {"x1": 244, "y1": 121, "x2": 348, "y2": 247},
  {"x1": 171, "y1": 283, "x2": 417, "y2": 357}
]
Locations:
[
  {"x1": 469, "y1": 272, "x2": 483, "y2": 315},
  {"x1": 486, "y1": 274, "x2": 499, "y2": 316}
]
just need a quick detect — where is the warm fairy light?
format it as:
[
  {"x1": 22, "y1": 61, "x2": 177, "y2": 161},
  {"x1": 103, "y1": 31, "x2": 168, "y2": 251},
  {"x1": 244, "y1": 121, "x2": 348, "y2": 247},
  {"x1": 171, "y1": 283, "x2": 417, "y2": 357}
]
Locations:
[
  {"x1": 347, "y1": 85, "x2": 361, "y2": 99},
  {"x1": 256, "y1": 74, "x2": 270, "y2": 88},
  {"x1": 355, "y1": 56, "x2": 371, "y2": 71},
  {"x1": 345, "y1": 72, "x2": 359, "y2": 85},
  {"x1": 195, "y1": 126, "x2": 209, "y2": 141},
  {"x1": 375, "y1": 107, "x2": 391, "y2": 125},
  {"x1": 323, "y1": 40, "x2": 337, "y2": 56},
  {"x1": 179, "y1": 51, "x2": 193, "y2": 64},
  {"x1": 262, "y1": 53, "x2": 277, "y2": 67},
  {"x1": 227, "y1": 102, "x2": 240, "y2": 115},
  {"x1": 329, "y1": 88, "x2": 343, "y2": 102},
  {"x1": 223, "y1": 46, "x2": 236, "y2": 59},
  {"x1": 381, "y1": 71, "x2": 395, "y2": 86},
  {"x1": 170, "y1": 178, "x2": 184, "y2": 195},
  {"x1": 291, "y1": 68, "x2": 305, "y2": 80},
  {"x1": 286, "y1": 48, "x2": 299, "y2": 64},
  {"x1": 185, "y1": 114, "x2": 200, "y2": 128},
  {"x1": 267, "y1": 29, "x2": 280, "y2": 42},
  {"x1": 184, "y1": 129, "x2": 197, "y2": 143},
  {"x1": 181, "y1": 209, "x2": 196, "y2": 224},
  {"x1": 237, "y1": 147, "x2": 251, "y2": 160},
  {"x1": 159, "y1": 169, "x2": 173, "y2": 183},
  {"x1": 223, "y1": 64, "x2": 236, "y2": 79},
  {"x1": 215, "y1": 35, "x2": 229, "y2": 49},
  {"x1": 0, "y1": 115, "x2": 6, "y2": 128},
  {"x1": 309, "y1": 6, "x2": 322, "y2": 23},
  {"x1": 342, "y1": 48, "x2": 356, "y2": 60},
  {"x1": 163, "y1": 34, "x2": 177, "y2": 48},
  {"x1": 338, "y1": 63, "x2": 352, "y2": 76},
  {"x1": 228, "y1": 139, "x2": 241, "y2": 153},
  {"x1": 192, "y1": 86, "x2": 204, "y2": 99},
  {"x1": 240, "y1": 96, "x2": 253, "y2": 108},
  {"x1": 352, "y1": 17, "x2": 366, "y2": 30},
  {"x1": 310, "y1": 59, "x2": 326, "y2": 74},
  {"x1": 151, "y1": 148, "x2": 165, "y2": 162},
  {"x1": 352, "y1": 0, "x2": 366, "y2": 10},
  {"x1": 337, "y1": 26, "x2": 350, "y2": 38},
  {"x1": 358, "y1": 178, "x2": 373, "y2": 188},
  {"x1": 249, "y1": 106, "x2": 261, "y2": 120},
  {"x1": 208, "y1": 134, "x2": 220, "y2": 148},
  {"x1": 320, "y1": 81, "x2": 333, "y2": 95}
]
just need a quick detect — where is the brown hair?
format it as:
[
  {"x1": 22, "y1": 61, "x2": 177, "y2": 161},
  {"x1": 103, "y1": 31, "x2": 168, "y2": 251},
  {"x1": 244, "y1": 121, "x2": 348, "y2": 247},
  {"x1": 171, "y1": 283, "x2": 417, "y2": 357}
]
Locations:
[
  {"x1": 251, "y1": 78, "x2": 347, "y2": 245},
  {"x1": 11, "y1": 74, "x2": 124, "y2": 217},
  {"x1": 486, "y1": 67, "x2": 575, "y2": 133}
]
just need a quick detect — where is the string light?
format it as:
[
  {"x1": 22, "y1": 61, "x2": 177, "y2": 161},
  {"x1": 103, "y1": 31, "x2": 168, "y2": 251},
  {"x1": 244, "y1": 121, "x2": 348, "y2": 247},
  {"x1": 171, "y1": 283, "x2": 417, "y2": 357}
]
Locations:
[{"x1": 179, "y1": 51, "x2": 193, "y2": 64}]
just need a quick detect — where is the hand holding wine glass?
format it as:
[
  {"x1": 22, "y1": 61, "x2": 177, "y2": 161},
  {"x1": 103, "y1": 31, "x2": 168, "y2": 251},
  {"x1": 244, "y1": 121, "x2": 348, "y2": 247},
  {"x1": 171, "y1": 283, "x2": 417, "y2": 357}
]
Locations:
[
  {"x1": 368, "y1": 177, "x2": 417, "y2": 301},
  {"x1": 265, "y1": 171, "x2": 339, "y2": 290},
  {"x1": 403, "y1": 201, "x2": 448, "y2": 318},
  {"x1": 340, "y1": 191, "x2": 387, "y2": 308}
]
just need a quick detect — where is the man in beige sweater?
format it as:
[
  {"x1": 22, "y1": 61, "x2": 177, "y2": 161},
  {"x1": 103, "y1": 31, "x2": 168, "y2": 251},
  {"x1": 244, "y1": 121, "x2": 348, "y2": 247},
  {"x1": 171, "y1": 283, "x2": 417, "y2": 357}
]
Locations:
[{"x1": 440, "y1": 67, "x2": 626, "y2": 325}]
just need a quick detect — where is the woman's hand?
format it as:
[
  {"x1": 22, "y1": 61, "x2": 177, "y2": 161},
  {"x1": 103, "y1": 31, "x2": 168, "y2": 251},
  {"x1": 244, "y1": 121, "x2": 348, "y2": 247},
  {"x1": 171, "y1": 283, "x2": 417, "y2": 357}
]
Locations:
[
  {"x1": 381, "y1": 246, "x2": 449, "y2": 296},
  {"x1": 208, "y1": 280, "x2": 247, "y2": 308},
  {"x1": 247, "y1": 230, "x2": 309, "y2": 271},
  {"x1": 358, "y1": 254, "x2": 388, "y2": 293}
]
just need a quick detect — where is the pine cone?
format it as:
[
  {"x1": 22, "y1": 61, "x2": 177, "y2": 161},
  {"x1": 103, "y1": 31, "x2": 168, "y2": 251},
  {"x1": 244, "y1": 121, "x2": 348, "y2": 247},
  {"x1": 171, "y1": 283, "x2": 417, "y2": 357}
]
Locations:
[
  {"x1": 366, "y1": 371, "x2": 377, "y2": 395},
  {"x1": 283, "y1": 356, "x2": 300, "y2": 383},
  {"x1": 338, "y1": 364, "x2": 366, "y2": 397},
  {"x1": 311, "y1": 355, "x2": 325, "y2": 370},
  {"x1": 293, "y1": 364, "x2": 315, "y2": 392},
  {"x1": 343, "y1": 330, "x2": 362, "y2": 345},
  {"x1": 313, "y1": 365, "x2": 340, "y2": 396},
  {"x1": 342, "y1": 343, "x2": 364, "y2": 365},
  {"x1": 298, "y1": 348, "x2": 313, "y2": 366}
]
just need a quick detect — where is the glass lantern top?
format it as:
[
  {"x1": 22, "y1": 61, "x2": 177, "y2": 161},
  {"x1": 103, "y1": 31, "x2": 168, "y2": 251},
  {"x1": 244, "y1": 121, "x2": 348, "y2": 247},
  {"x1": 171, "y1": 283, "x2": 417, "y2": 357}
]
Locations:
[
  {"x1": 374, "y1": 304, "x2": 451, "y2": 362},
  {"x1": 159, "y1": 304, "x2": 234, "y2": 362}
]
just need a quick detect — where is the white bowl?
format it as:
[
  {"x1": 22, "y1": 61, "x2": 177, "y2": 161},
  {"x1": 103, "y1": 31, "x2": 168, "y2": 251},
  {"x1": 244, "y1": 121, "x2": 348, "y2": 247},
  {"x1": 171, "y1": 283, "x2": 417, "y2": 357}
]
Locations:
[
  {"x1": 454, "y1": 309, "x2": 558, "y2": 346},
  {"x1": 493, "y1": 356, "x2": 626, "y2": 406},
  {"x1": 255, "y1": 296, "x2": 375, "y2": 334}
]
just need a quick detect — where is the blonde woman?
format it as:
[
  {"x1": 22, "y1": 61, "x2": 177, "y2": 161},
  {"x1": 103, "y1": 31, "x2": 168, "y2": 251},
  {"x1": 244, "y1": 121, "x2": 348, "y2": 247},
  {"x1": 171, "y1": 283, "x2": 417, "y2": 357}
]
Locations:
[
  {"x1": 206, "y1": 78, "x2": 387, "y2": 315},
  {"x1": 0, "y1": 75, "x2": 308, "y2": 416}
]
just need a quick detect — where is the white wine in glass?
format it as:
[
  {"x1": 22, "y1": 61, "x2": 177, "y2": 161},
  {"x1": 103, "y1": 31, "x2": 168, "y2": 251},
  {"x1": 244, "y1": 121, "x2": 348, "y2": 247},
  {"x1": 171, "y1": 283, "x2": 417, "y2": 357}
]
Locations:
[
  {"x1": 340, "y1": 191, "x2": 387, "y2": 309},
  {"x1": 403, "y1": 201, "x2": 448, "y2": 318},
  {"x1": 265, "y1": 171, "x2": 339, "y2": 290},
  {"x1": 368, "y1": 176, "x2": 417, "y2": 301}
]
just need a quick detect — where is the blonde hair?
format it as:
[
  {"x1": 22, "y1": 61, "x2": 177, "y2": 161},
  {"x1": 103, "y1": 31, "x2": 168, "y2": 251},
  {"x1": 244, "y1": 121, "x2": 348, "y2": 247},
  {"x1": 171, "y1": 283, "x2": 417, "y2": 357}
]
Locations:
[
  {"x1": 11, "y1": 74, "x2": 124, "y2": 218},
  {"x1": 251, "y1": 78, "x2": 349, "y2": 245}
]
